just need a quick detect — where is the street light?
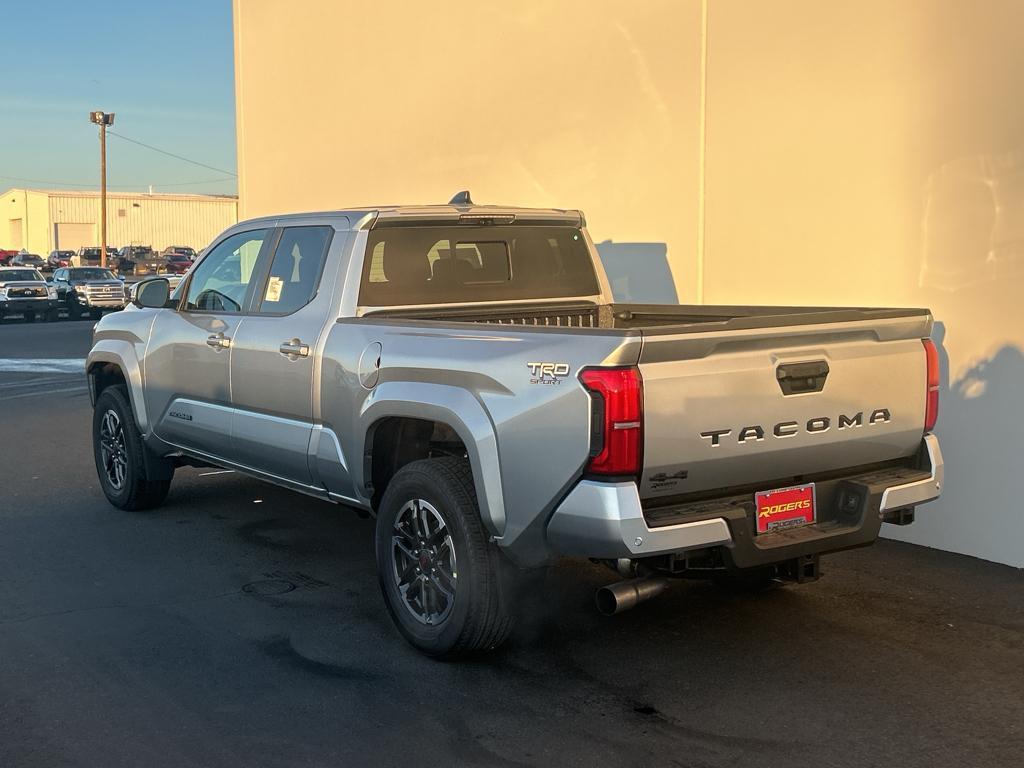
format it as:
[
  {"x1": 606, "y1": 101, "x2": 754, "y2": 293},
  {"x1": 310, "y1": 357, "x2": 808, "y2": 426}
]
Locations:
[{"x1": 89, "y1": 111, "x2": 115, "y2": 268}]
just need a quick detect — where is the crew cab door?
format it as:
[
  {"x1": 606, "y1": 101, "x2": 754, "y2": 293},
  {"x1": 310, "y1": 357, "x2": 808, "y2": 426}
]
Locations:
[
  {"x1": 144, "y1": 228, "x2": 271, "y2": 459},
  {"x1": 228, "y1": 225, "x2": 340, "y2": 486}
]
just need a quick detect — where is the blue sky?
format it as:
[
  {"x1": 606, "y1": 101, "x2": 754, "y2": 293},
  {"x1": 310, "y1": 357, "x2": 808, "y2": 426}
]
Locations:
[{"x1": 1, "y1": 0, "x2": 237, "y2": 196}]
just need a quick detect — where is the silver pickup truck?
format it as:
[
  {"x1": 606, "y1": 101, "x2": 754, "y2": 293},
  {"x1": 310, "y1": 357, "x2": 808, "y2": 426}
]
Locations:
[{"x1": 87, "y1": 198, "x2": 943, "y2": 657}]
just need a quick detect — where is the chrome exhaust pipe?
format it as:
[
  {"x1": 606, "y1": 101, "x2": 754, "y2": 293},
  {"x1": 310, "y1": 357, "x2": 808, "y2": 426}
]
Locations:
[{"x1": 596, "y1": 576, "x2": 671, "y2": 616}]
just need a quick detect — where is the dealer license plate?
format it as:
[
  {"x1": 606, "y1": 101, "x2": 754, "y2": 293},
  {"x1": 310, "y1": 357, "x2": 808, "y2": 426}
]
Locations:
[{"x1": 755, "y1": 483, "x2": 816, "y2": 534}]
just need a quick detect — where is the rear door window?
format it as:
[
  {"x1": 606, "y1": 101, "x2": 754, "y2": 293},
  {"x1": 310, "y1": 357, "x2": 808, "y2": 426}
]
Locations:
[
  {"x1": 359, "y1": 225, "x2": 600, "y2": 307},
  {"x1": 256, "y1": 226, "x2": 333, "y2": 314}
]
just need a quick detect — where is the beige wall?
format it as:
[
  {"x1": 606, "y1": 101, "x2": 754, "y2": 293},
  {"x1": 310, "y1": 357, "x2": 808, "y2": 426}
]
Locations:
[
  {"x1": 233, "y1": 0, "x2": 704, "y2": 301},
  {"x1": 234, "y1": 1, "x2": 1024, "y2": 566},
  {"x1": 701, "y1": 1, "x2": 1024, "y2": 567}
]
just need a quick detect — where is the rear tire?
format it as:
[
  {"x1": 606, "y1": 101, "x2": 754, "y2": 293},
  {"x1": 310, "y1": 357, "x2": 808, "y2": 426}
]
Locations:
[
  {"x1": 375, "y1": 457, "x2": 514, "y2": 658},
  {"x1": 92, "y1": 386, "x2": 173, "y2": 510}
]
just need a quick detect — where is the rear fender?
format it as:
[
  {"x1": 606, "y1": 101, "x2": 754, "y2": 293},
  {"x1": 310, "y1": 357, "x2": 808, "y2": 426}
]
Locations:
[{"x1": 360, "y1": 381, "x2": 505, "y2": 537}]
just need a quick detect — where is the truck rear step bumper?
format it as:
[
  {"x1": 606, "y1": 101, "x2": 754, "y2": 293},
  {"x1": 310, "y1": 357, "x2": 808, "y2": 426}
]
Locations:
[{"x1": 546, "y1": 435, "x2": 943, "y2": 567}]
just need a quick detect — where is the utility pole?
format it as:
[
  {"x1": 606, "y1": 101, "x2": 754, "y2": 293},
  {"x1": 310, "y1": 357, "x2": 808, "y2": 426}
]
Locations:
[{"x1": 89, "y1": 111, "x2": 115, "y2": 268}]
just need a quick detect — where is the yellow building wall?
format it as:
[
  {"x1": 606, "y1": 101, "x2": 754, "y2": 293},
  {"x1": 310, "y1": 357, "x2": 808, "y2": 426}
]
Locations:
[
  {"x1": 234, "y1": 1, "x2": 1024, "y2": 565},
  {"x1": 701, "y1": 0, "x2": 1024, "y2": 566},
  {"x1": 233, "y1": 0, "x2": 704, "y2": 302}
]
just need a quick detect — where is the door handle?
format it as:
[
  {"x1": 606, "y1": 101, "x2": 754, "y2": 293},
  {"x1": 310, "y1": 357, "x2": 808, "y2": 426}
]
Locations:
[
  {"x1": 279, "y1": 339, "x2": 310, "y2": 358},
  {"x1": 206, "y1": 333, "x2": 231, "y2": 350}
]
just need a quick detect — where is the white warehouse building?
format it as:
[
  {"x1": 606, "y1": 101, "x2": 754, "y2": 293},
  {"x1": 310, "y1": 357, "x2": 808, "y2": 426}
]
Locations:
[{"x1": 2, "y1": 188, "x2": 238, "y2": 255}]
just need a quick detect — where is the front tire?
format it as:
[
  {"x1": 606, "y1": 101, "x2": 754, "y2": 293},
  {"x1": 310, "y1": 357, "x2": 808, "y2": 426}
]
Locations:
[
  {"x1": 92, "y1": 386, "x2": 173, "y2": 510},
  {"x1": 375, "y1": 457, "x2": 513, "y2": 658}
]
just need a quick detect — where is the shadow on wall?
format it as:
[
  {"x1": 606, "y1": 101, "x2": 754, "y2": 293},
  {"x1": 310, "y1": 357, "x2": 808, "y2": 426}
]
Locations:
[
  {"x1": 885, "y1": 321, "x2": 1024, "y2": 567},
  {"x1": 595, "y1": 241, "x2": 677, "y2": 303}
]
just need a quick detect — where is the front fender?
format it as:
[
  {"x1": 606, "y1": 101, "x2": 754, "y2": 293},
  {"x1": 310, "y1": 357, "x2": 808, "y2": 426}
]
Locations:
[
  {"x1": 359, "y1": 381, "x2": 506, "y2": 538},
  {"x1": 87, "y1": 341, "x2": 149, "y2": 433}
]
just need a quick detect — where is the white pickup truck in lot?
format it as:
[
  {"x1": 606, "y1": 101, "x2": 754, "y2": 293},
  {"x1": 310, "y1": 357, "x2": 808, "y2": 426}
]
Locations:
[{"x1": 86, "y1": 197, "x2": 943, "y2": 657}]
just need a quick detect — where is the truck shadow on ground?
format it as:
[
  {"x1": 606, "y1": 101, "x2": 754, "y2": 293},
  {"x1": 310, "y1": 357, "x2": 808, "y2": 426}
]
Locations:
[
  {"x1": 148, "y1": 466, "x2": 1024, "y2": 767},
  {"x1": 886, "y1": 320, "x2": 1024, "y2": 566}
]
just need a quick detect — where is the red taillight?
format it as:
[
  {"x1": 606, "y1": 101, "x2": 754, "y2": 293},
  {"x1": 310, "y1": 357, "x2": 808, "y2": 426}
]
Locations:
[
  {"x1": 923, "y1": 338, "x2": 939, "y2": 433},
  {"x1": 580, "y1": 366, "x2": 643, "y2": 478}
]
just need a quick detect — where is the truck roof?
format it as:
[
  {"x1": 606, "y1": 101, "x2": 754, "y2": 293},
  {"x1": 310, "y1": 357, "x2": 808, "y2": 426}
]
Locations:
[{"x1": 235, "y1": 203, "x2": 585, "y2": 231}]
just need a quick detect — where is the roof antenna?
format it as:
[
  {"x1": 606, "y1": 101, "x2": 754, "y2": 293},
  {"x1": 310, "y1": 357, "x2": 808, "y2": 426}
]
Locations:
[{"x1": 449, "y1": 190, "x2": 473, "y2": 205}]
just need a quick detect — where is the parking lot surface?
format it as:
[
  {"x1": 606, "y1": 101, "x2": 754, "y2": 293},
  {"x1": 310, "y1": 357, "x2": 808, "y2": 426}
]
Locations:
[{"x1": 0, "y1": 319, "x2": 1021, "y2": 768}]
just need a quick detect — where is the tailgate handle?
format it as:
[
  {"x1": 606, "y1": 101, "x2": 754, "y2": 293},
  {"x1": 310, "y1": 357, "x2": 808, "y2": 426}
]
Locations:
[{"x1": 776, "y1": 360, "x2": 829, "y2": 395}]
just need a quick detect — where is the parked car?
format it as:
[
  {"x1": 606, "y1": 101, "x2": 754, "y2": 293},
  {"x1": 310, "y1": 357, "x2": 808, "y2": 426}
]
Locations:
[
  {"x1": 116, "y1": 245, "x2": 165, "y2": 276},
  {"x1": 10, "y1": 253, "x2": 47, "y2": 271},
  {"x1": 51, "y1": 267, "x2": 128, "y2": 319},
  {"x1": 0, "y1": 249, "x2": 19, "y2": 266},
  {"x1": 46, "y1": 250, "x2": 75, "y2": 271},
  {"x1": 161, "y1": 245, "x2": 198, "y2": 262},
  {"x1": 75, "y1": 246, "x2": 117, "y2": 268},
  {"x1": 0, "y1": 266, "x2": 59, "y2": 322},
  {"x1": 86, "y1": 198, "x2": 944, "y2": 657},
  {"x1": 162, "y1": 252, "x2": 192, "y2": 274}
]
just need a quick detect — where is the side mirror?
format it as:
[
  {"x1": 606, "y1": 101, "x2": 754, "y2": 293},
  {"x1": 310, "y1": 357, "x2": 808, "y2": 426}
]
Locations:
[{"x1": 133, "y1": 277, "x2": 170, "y2": 309}]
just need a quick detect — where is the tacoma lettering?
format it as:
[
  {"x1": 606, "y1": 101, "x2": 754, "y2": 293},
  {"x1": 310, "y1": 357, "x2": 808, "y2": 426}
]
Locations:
[{"x1": 700, "y1": 409, "x2": 891, "y2": 446}]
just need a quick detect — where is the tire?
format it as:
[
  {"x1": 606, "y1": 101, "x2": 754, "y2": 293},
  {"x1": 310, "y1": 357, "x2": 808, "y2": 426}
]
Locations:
[
  {"x1": 89, "y1": 308, "x2": 103, "y2": 320},
  {"x1": 375, "y1": 457, "x2": 514, "y2": 658},
  {"x1": 45, "y1": 308, "x2": 60, "y2": 322},
  {"x1": 92, "y1": 386, "x2": 173, "y2": 510}
]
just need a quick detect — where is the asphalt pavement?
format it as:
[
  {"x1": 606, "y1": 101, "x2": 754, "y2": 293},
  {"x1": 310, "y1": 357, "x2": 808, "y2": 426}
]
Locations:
[{"x1": 0, "y1": 318, "x2": 1021, "y2": 768}]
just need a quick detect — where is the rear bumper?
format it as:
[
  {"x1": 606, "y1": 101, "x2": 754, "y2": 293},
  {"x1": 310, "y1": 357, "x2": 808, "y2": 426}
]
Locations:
[{"x1": 546, "y1": 434, "x2": 943, "y2": 567}]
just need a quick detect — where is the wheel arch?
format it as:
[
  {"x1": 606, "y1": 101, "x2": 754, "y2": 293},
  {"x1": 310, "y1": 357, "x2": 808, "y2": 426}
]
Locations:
[
  {"x1": 87, "y1": 343, "x2": 149, "y2": 433},
  {"x1": 359, "y1": 382, "x2": 505, "y2": 538}
]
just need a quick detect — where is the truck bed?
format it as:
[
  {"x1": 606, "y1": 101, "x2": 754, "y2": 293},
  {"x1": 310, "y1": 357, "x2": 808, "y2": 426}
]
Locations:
[{"x1": 364, "y1": 301, "x2": 931, "y2": 334}]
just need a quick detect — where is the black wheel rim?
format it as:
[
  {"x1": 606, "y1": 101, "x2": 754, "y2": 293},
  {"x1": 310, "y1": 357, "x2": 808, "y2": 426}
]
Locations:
[
  {"x1": 391, "y1": 499, "x2": 458, "y2": 625},
  {"x1": 99, "y1": 408, "x2": 128, "y2": 490}
]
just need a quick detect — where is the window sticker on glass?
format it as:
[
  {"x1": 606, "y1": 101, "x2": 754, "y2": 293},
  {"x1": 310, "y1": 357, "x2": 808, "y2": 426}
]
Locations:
[{"x1": 265, "y1": 275, "x2": 284, "y2": 302}]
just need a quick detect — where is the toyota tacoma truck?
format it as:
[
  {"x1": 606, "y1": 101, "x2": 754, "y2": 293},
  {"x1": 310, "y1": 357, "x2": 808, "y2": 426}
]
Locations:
[{"x1": 86, "y1": 196, "x2": 943, "y2": 657}]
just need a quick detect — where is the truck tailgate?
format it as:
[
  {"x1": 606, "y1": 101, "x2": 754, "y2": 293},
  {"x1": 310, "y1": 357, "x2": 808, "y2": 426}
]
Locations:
[{"x1": 638, "y1": 313, "x2": 931, "y2": 500}]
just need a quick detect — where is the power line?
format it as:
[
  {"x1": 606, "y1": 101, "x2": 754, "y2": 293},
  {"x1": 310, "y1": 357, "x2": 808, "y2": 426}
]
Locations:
[
  {"x1": 106, "y1": 130, "x2": 237, "y2": 177},
  {"x1": 0, "y1": 173, "x2": 237, "y2": 189},
  {"x1": 139, "y1": 176, "x2": 238, "y2": 188}
]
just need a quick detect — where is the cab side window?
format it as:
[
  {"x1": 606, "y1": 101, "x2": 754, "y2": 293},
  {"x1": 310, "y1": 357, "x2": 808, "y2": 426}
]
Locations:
[
  {"x1": 256, "y1": 226, "x2": 332, "y2": 314},
  {"x1": 184, "y1": 229, "x2": 268, "y2": 313}
]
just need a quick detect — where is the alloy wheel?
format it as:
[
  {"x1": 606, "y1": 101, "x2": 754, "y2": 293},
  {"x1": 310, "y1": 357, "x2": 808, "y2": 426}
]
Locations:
[
  {"x1": 99, "y1": 409, "x2": 128, "y2": 490},
  {"x1": 391, "y1": 499, "x2": 458, "y2": 625}
]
